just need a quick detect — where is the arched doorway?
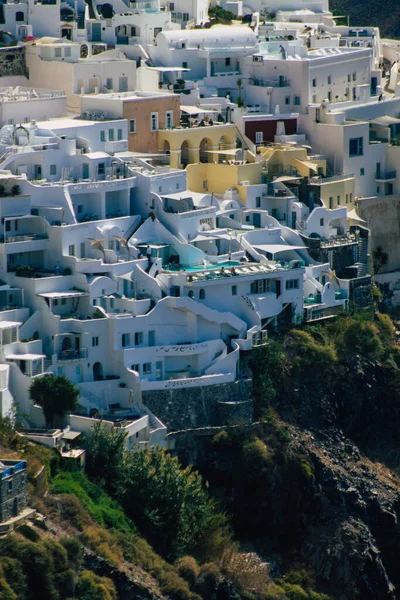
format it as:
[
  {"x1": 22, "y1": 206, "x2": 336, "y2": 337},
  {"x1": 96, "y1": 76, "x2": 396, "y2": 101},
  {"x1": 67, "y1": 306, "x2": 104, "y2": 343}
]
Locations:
[
  {"x1": 200, "y1": 138, "x2": 212, "y2": 163},
  {"x1": 180, "y1": 140, "x2": 189, "y2": 168},
  {"x1": 61, "y1": 337, "x2": 72, "y2": 352},
  {"x1": 164, "y1": 140, "x2": 170, "y2": 157},
  {"x1": 93, "y1": 362, "x2": 103, "y2": 381}
]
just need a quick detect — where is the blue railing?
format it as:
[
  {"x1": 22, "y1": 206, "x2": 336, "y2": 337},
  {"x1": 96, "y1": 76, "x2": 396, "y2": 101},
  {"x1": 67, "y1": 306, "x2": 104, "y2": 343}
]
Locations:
[{"x1": 1, "y1": 460, "x2": 26, "y2": 478}]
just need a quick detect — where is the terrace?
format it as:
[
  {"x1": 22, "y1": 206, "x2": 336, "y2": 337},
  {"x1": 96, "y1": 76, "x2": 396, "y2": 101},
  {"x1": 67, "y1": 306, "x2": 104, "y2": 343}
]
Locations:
[{"x1": 164, "y1": 260, "x2": 306, "y2": 283}]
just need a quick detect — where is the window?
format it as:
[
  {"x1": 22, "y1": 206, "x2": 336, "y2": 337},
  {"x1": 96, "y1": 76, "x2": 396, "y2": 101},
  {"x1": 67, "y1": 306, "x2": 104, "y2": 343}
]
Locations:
[
  {"x1": 348, "y1": 73, "x2": 351, "y2": 82},
  {"x1": 294, "y1": 95, "x2": 300, "y2": 105},
  {"x1": 225, "y1": 57, "x2": 231, "y2": 66},
  {"x1": 165, "y1": 110, "x2": 173, "y2": 129},
  {"x1": 286, "y1": 279, "x2": 299, "y2": 290},
  {"x1": 5, "y1": 221, "x2": 10, "y2": 232},
  {"x1": 118, "y1": 128, "x2": 123, "y2": 140},
  {"x1": 106, "y1": 77, "x2": 113, "y2": 90},
  {"x1": 255, "y1": 131, "x2": 263, "y2": 144},
  {"x1": 55, "y1": 48, "x2": 62, "y2": 57},
  {"x1": 346, "y1": 193, "x2": 349, "y2": 204},
  {"x1": 92, "y1": 336, "x2": 99, "y2": 346},
  {"x1": 203, "y1": 180, "x2": 208, "y2": 191},
  {"x1": 169, "y1": 2, "x2": 174, "y2": 9},
  {"x1": 327, "y1": 75, "x2": 332, "y2": 84},
  {"x1": 349, "y1": 137, "x2": 363, "y2": 157},
  {"x1": 320, "y1": 218, "x2": 324, "y2": 226},
  {"x1": 151, "y1": 112, "x2": 159, "y2": 131},
  {"x1": 68, "y1": 245, "x2": 75, "y2": 256},
  {"x1": 98, "y1": 163, "x2": 105, "y2": 175},
  {"x1": 64, "y1": 47, "x2": 71, "y2": 57},
  {"x1": 100, "y1": 130, "x2": 105, "y2": 142},
  {"x1": 61, "y1": 298, "x2": 67, "y2": 306},
  {"x1": 54, "y1": 299, "x2": 59, "y2": 306},
  {"x1": 285, "y1": 96, "x2": 290, "y2": 105},
  {"x1": 119, "y1": 76, "x2": 128, "y2": 92},
  {"x1": 134, "y1": 332, "x2": 143, "y2": 345},
  {"x1": 256, "y1": 196, "x2": 261, "y2": 208},
  {"x1": 15, "y1": 11, "x2": 24, "y2": 21},
  {"x1": 143, "y1": 362, "x2": 152, "y2": 374},
  {"x1": 122, "y1": 333, "x2": 130, "y2": 347},
  {"x1": 176, "y1": 183, "x2": 180, "y2": 190},
  {"x1": 312, "y1": 78, "x2": 317, "y2": 87},
  {"x1": 188, "y1": 290, "x2": 194, "y2": 298},
  {"x1": 329, "y1": 197, "x2": 333, "y2": 209},
  {"x1": 327, "y1": 91, "x2": 332, "y2": 102},
  {"x1": 182, "y1": 13, "x2": 189, "y2": 21},
  {"x1": 337, "y1": 195, "x2": 341, "y2": 205},
  {"x1": 8, "y1": 480, "x2": 12, "y2": 491},
  {"x1": 182, "y1": 61, "x2": 188, "y2": 69},
  {"x1": 349, "y1": 193, "x2": 353, "y2": 203},
  {"x1": 199, "y1": 289, "x2": 205, "y2": 299},
  {"x1": 232, "y1": 285, "x2": 237, "y2": 296},
  {"x1": 360, "y1": 167, "x2": 365, "y2": 176},
  {"x1": 131, "y1": 364, "x2": 140, "y2": 373},
  {"x1": 129, "y1": 119, "x2": 136, "y2": 133},
  {"x1": 108, "y1": 129, "x2": 114, "y2": 141},
  {"x1": 50, "y1": 164, "x2": 56, "y2": 176},
  {"x1": 250, "y1": 279, "x2": 271, "y2": 294},
  {"x1": 158, "y1": 186, "x2": 162, "y2": 193},
  {"x1": 352, "y1": 72, "x2": 356, "y2": 81}
]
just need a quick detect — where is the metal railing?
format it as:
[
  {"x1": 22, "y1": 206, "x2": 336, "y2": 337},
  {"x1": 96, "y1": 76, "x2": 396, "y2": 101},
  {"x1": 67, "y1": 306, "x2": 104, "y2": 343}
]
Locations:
[
  {"x1": 375, "y1": 170, "x2": 397, "y2": 180},
  {"x1": 58, "y1": 348, "x2": 88, "y2": 361}
]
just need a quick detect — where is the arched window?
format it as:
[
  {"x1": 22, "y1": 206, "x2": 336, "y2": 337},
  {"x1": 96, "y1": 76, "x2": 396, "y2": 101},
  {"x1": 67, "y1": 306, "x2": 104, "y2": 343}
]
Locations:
[
  {"x1": 15, "y1": 11, "x2": 24, "y2": 21},
  {"x1": 199, "y1": 289, "x2": 205, "y2": 300},
  {"x1": 188, "y1": 290, "x2": 194, "y2": 298}
]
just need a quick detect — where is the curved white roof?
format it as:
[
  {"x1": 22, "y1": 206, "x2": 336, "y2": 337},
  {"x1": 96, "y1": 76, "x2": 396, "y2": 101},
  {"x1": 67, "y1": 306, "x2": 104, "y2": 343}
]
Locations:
[{"x1": 158, "y1": 26, "x2": 257, "y2": 47}]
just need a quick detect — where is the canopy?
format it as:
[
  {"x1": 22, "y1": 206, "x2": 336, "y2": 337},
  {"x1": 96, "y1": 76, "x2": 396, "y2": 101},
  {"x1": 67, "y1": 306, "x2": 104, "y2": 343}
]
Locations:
[
  {"x1": 0, "y1": 321, "x2": 21, "y2": 329},
  {"x1": 181, "y1": 105, "x2": 217, "y2": 116},
  {"x1": 252, "y1": 244, "x2": 305, "y2": 255},
  {"x1": 370, "y1": 116, "x2": 400, "y2": 126},
  {"x1": 37, "y1": 290, "x2": 88, "y2": 299},
  {"x1": 147, "y1": 66, "x2": 190, "y2": 72},
  {"x1": 272, "y1": 175, "x2": 301, "y2": 183},
  {"x1": 347, "y1": 209, "x2": 367, "y2": 224},
  {"x1": 293, "y1": 158, "x2": 320, "y2": 172},
  {"x1": 6, "y1": 353, "x2": 45, "y2": 360}
]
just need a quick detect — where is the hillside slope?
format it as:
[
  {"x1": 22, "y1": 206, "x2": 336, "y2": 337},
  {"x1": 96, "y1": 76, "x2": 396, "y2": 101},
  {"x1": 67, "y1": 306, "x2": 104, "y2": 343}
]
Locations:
[{"x1": 330, "y1": 0, "x2": 400, "y2": 38}]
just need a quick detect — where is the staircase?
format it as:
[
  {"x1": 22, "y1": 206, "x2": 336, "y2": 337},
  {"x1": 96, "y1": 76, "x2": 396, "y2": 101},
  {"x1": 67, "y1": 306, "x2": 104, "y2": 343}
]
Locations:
[{"x1": 357, "y1": 237, "x2": 370, "y2": 277}]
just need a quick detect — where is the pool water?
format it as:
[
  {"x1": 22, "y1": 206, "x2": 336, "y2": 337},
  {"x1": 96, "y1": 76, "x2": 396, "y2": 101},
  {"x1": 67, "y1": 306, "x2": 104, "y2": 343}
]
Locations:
[
  {"x1": 180, "y1": 261, "x2": 242, "y2": 272},
  {"x1": 164, "y1": 260, "x2": 242, "y2": 272}
]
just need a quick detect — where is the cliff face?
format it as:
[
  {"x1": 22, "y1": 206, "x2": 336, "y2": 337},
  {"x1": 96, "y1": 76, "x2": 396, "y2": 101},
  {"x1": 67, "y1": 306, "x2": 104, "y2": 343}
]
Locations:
[
  {"x1": 290, "y1": 427, "x2": 399, "y2": 599},
  {"x1": 330, "y1": 0, "x2": 400, "y2": 38}
]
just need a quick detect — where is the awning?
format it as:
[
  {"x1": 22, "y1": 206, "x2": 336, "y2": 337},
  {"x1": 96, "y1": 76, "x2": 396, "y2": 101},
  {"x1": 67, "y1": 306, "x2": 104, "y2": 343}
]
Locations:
[
  {"x1": 370, "y1": 116, "x2": 400, "y2": 126},
  {"x1": 62, "y1": 430, "x2": 82, "y2": 440},
  {"x1": 6, "y1": 353, "x2": 45, "y2": 360},
  {"x1": 147, "y1": 66, "x2": 191, "y2": 72},
  {"x1": 272, "y1": 175, "x2": 301, "y2": 183},
  {"x1": 37, "y1": 290, "x2": 88, "y2": 299},
  {"x1": 0, "y1": 321, "x2": 22, "y2": 330},
  {"x1": 253, "y1": 244, "x2": 305, "y2": 255},
  {"x1": 181, "y1": 105, "x2": 217, "y2": 116},
  {"x1": 293, "y1": 158, "x2": 320, "y2": 172},
  {"x1": 347, "y1": 209, "x2": 367, "y2": 224}
]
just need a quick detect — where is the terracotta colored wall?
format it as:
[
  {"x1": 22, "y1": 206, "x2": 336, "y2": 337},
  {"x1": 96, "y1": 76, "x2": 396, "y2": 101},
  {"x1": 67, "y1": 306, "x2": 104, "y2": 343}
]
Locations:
[
  {"x1": 123, "y1": 95, "x2": 180, "y2": 153},
  {"x1": 245, "y1": 118, "x2": 297, "y2": 143}
]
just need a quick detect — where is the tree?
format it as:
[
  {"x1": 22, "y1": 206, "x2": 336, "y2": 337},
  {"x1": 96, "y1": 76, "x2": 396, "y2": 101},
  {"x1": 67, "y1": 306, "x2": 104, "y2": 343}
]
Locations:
[
  {"x1": 29, "y1": 375, "x2": 78, "y2": 427},
  {"x1": 122, "y1": 449, "x2": 228, "y2": 560},
  {"x1": 85, "y1": 422, "x2": 127, "y2": 495}
]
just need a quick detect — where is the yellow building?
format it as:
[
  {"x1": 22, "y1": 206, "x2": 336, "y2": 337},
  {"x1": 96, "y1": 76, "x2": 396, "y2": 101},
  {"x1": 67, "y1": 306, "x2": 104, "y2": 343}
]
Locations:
[
  {"x1": 158, "y1": 123, "x2": 237, "y2": 169},
  {"x1": 187, "y1": 161, "x2": 262, "y2": 204},
  {"x1": 259, "y1": 145, "x2": 355, "y2": 209}
]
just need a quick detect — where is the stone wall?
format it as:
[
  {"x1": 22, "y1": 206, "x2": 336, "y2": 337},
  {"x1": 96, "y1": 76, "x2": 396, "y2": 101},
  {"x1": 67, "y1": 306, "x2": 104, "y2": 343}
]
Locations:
[
  {"x1": 0, "y1": 468, "x2": 27, "y2": 522},
  {"x1": 143, "y1": 378, "x2": 253, "y2": 432},
  {"x1": 0, "y1": 46, "x2": 26, "y2": 78}
]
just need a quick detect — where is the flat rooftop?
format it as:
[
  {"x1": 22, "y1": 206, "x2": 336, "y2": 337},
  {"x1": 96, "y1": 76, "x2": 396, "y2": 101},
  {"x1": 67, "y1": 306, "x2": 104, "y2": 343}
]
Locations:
[{"x1": 0, "y1": 86, "x2": 65, "y2": 102}]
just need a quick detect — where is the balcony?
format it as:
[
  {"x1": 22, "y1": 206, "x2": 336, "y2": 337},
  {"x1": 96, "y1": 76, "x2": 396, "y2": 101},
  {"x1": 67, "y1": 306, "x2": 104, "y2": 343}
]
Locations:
[
  {"x1": 375, "y1": 170, "x2": 396, "y2": 181},
  {"x1": 308, "y1": 173, "x2": 354, "y2": 184},
  {"x1": 248, "y1": 77, "x2": 290, "y2": 88},
  {"x1": 58, "y1": 348, "x2": 88, "y2": 361}
]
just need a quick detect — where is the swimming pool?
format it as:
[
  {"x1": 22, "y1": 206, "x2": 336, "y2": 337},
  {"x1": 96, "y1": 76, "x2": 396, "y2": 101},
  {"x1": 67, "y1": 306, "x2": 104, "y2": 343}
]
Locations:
[{"x1": 165, "y1": 261, "x2": 242, "y2": 272}]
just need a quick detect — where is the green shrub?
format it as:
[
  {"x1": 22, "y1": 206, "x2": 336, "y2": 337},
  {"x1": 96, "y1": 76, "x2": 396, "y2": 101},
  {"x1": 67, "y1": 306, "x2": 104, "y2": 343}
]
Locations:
[
  {"x1": 16, "y1": 524, "x2": 40, "y2": 542},
  {"x1": 175, "y1": 556, "x2": 200, "y2": 587},
  {"x1": 76, "y1": 570, "x2": 117, "y2": 600}
]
